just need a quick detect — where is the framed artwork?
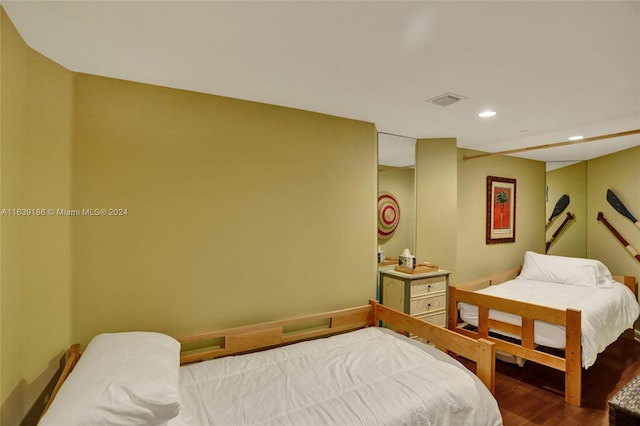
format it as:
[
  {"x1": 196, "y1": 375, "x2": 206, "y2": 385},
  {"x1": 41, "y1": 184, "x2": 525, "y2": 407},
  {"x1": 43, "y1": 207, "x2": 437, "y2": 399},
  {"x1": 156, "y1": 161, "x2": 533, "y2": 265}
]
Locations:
[{"x1": 486, "y1": 176, "x2": 516, "y2": 244}]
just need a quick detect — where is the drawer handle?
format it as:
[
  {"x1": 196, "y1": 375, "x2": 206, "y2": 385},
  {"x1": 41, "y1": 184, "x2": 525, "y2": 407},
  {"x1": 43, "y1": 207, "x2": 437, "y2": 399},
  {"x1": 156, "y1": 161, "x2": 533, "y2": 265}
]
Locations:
[{"x1": 428, "y1": 284, "x2": 431, "y2": 290}]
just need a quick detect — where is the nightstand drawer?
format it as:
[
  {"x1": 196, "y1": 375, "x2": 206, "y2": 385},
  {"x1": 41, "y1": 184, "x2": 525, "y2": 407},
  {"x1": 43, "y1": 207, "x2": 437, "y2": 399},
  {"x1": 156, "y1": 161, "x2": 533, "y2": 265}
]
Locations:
[
  {"x1": 410, "y1": 293, "x2": 446, "y2": 315},
  {"x1": 415, "y1": 311, "x2": 446, "y2": 327},
  {"x1": 410, "y1": 276, "x2": 447, "y2": 297}
]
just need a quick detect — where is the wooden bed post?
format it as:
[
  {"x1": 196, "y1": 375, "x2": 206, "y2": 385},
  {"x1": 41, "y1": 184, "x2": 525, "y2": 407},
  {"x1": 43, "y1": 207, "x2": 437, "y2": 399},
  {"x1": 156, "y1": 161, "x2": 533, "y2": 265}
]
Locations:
[
  {"x1": 448, "y1": 286, "x2": 458, "y2": 331},
  {"x1": 368, "y1": 299, "x2": 380, "y2": 326},
  {"x1": 565, "y1": 309, "x2": 582, "y2": 407},
  {"x1": 476, "y1": 338, "x2": 496, "y2": 395},
  {"x1": 41, "y1": 344, "x2": 81, "y2": 418},
  {"x1": 612, "y1": 275, "x2": 637, "y2": 297}
]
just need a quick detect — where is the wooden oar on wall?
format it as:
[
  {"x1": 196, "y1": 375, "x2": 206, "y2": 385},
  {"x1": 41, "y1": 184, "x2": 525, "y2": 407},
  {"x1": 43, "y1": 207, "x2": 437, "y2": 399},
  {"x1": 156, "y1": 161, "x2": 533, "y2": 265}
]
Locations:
[
  {"x1": 545, "y1": 211, "x2": 574, "y2": 253},
  {"x1": 597, "y1": 212, "x2": 640, "y2": 262},
  {"x1": 463, "y1": 129, "x2": 640, "y2": 161}
]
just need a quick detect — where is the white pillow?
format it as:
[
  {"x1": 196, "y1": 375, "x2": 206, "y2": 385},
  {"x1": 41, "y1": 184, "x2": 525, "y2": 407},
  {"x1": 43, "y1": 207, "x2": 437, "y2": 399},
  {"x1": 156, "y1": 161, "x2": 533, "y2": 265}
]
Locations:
[
  {"x1": 40, "y1": 332, "x2": 182, "y2": 426},
  {"x1": 518, "y1": 251, "x2": 614, "y2": 287}
]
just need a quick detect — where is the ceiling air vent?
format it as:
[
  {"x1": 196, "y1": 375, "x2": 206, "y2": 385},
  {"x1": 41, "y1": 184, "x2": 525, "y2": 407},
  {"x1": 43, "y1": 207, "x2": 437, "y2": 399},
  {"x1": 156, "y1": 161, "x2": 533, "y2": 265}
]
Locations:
[{"x1": 427, "y1": 92, "x2": 467, "y2": 107}]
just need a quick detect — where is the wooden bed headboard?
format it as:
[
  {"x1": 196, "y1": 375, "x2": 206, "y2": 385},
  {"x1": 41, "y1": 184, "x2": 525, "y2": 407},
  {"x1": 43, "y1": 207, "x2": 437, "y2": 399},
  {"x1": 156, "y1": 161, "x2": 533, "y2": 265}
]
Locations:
[
  {"x1": 453, "y1": 267, "x2": 522, "y2": 291},
  {"x1": 176, "y1": 304, "x2": 374, "y2": 364},
  {"x1": 454, "y1": 268, "x2": 637, "y2": 297}
]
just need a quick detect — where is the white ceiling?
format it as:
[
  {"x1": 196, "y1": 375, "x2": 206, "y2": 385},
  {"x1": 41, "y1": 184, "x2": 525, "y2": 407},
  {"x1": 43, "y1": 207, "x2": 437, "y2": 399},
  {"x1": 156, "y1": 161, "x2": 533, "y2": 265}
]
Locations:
[{"x1": 4, "y1": 1, "x2": 639, "y2": 170}]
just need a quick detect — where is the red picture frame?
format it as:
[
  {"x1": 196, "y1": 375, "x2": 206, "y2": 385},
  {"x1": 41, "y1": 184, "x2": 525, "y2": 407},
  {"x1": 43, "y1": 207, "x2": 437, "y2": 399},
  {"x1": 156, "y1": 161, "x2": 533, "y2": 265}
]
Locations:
[{"x1": 486, "y1": 176, "x2": 516, "y2": 244}]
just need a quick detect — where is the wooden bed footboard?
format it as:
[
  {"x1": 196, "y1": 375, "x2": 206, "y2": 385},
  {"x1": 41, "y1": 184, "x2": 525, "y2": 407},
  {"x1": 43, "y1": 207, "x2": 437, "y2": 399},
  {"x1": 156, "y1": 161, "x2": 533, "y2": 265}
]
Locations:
[
  {"x1": 371, "y1": 301, "x2": 496, "y2": 393},
  {"x1": 448, "y1": 270, "x2": 637, "y2": 407}
]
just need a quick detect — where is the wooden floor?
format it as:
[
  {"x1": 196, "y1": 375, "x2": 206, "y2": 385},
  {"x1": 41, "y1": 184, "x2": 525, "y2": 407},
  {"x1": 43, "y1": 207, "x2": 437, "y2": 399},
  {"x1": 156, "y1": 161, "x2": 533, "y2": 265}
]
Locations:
[{"x1": 459, "y1": 334, "x2": 640, "y2": 425}]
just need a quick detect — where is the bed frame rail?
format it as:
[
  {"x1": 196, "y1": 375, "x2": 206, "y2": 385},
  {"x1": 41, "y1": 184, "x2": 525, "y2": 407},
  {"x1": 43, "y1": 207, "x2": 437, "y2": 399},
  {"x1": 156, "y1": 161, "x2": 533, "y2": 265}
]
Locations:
[{"x1": 177, "y1": 304, "x2": 373, "y2": 364}]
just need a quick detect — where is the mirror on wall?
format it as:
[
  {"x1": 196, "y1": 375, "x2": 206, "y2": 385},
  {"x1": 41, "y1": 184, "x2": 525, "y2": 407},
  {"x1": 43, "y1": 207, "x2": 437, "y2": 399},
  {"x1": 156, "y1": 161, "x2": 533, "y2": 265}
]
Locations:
[
  {"x1": 377, "y1": 133, "x2": 416, "y2": 264},
  {"x1": 545, "y1": 161, "x2": 587, "y2": 257}
]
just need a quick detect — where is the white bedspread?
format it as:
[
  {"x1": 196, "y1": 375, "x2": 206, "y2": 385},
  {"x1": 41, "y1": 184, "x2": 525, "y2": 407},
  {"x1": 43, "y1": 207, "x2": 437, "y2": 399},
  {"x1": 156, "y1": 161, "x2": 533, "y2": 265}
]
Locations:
[
  {"x1": 458, "y1": 279, "x2": 639, "y2": 369},
  {"x1": 169, "y1": 327, "x2": 502, "y2": 426}
]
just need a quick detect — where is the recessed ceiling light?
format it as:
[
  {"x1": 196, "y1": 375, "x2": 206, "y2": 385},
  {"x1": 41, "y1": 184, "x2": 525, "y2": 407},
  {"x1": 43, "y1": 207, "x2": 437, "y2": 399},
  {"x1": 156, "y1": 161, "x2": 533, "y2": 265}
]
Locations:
[
  {"x1": 568, "y1": 135, "x2": 584, "y2": 141},
  {"x1": 478, "y1": 111, "x2": 496, "y2": 118}
]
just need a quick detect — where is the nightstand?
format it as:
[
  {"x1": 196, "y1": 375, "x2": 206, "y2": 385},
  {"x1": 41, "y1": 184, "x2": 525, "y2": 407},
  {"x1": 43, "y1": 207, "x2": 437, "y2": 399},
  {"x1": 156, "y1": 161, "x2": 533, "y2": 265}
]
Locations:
[{"x1": 379, "y1": 269, "x2": 450, "y2": 328}]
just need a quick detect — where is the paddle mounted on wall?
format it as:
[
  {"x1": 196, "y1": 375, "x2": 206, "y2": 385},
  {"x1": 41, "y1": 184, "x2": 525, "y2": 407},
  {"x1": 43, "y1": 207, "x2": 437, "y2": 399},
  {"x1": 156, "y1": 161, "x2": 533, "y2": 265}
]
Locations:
[
  {"x1": 545, "y1": 212, "x2": 574, "y2": 253},
  {"x1": 546, "y1": 194, "x2": 570, "y2": 228},
  {"x1": 597, "y1": 212, "x2": 640, "y2": 262},
  {"x1": 607, "y1": 189, "x2": 640, "y2": 230}
]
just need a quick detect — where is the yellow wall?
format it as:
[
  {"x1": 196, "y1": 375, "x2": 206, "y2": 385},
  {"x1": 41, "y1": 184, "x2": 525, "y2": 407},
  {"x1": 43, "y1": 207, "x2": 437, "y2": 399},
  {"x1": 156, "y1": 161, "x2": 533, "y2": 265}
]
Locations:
[
  {"x1": 1, "y1": 10, "x2": 377, "y2": 423},
  {"x1": 456, "y1": 149, "x2": 546, "y2": 282},
  {"x1": 1, "y1": 10, "x2": 73, "y2": 424},
  {"x1": 415, "y1": 138, "x2": 458, "y2": 274},
  {"x1": 545, "y1": 162, "x2": 587, "y2": 257},
  {"x1": 71, "y1": 74, "x2": 378, "y2": 345},
  {"x1": 378, "y1": 168, "x2": 415, "y2": 256},
  {"x1": 587, "y1": 146, "x2": 640, "y2": 286}
]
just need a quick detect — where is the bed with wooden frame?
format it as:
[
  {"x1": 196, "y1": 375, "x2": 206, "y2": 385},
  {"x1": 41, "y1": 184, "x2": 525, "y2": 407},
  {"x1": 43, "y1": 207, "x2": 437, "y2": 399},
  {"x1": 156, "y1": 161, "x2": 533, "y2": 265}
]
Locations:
[
  {"x1": 41, "y1": 300, "x2": 501, "y2": 425},
  {"x1": 448, "y1": 267, "x2": 638, "y2": 407}
]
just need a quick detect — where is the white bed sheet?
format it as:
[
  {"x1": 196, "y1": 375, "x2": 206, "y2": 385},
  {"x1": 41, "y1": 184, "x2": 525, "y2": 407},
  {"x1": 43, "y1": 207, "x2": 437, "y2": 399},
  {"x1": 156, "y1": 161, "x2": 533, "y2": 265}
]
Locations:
[
  {"x1": 458, "y1": 278, "x2": 639, "y2": 369},
  {"x1": 168, "y1": 327, "x2": 502, "y2": 426}
]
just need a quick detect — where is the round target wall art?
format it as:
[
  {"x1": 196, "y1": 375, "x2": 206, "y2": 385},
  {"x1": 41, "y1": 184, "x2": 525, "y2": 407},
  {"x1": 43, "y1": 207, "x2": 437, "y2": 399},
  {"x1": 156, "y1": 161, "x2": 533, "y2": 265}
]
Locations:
[{"x1": 378, "y1": 192, "x2": 400, "y2": 240}]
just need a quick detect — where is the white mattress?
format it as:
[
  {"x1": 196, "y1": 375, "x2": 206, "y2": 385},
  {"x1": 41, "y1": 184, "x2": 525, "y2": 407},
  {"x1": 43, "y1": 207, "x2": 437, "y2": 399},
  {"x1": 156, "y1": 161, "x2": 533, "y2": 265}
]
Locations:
[
  {"x1": 458, "y1": 278, "x2": 640, "y2": 369},
  {"x1": 168, "y1": 327, "x2": 502, "y2": 426}
]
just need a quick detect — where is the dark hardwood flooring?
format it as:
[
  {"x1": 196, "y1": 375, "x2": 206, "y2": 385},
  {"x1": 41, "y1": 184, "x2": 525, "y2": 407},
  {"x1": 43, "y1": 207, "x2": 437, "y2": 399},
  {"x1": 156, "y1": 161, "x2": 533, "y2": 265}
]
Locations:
[{"x1": 459, "y1": 334, "x2": 640, "y2": 425}]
